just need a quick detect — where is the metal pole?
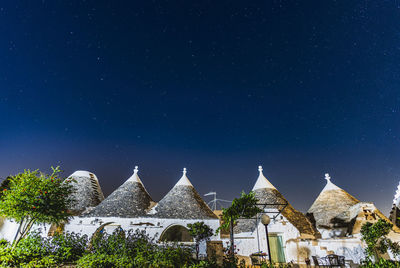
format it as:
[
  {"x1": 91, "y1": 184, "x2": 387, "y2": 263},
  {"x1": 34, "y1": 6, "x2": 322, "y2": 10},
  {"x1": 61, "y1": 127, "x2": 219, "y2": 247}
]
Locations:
[
  {"x1": 256, "y1": 216, "x2": 260, "y2": 252},
  {"x1": 264, "y1": 224, "x2": 272, "y2": 265},
  {"x1": 213, "y1": 192, "x2": 216, "y2": 210}
]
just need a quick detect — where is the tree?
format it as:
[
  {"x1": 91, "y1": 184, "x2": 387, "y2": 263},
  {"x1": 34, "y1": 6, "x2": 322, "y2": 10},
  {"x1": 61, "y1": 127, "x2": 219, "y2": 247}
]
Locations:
[
  {"x1": 0, "y1": 167, "x2": 76, "y2": 246},
  {"x1": 0, "y1": 176, "x2": 12, "y2": 196},
  {"x1": 187, "y1": 221, "x2": 214, "y2": 260},
  {"x1": 219, "y1": 191, "x2": 262, "y2": 264},
  {"x1": 361, "y1": 219, "x2": 400, "y2": 261}
]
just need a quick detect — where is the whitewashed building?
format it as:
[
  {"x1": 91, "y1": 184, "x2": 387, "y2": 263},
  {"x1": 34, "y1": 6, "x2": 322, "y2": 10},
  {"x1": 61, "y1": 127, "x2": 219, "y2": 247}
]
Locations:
[
  {"x1": 63, "y1": 167, "x2": 220, "y2": 256},
  {"x1": 224, "y1": 166, "x2": 320, "y2": 264},
  {"x1": 1, "y1": 167, "x2": 400, "y2": 265},
  {"x1": 305, "y1": 174, "x2": 400, "y2": 264},
  {"x1": 389, "y1": 182, "x2": 400, "y2": 228}
]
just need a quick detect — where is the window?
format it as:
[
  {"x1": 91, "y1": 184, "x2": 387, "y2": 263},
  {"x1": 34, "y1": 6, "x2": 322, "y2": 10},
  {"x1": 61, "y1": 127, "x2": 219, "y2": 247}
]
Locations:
[{"x1": 159, "y1": 225, "x2": 193, "y2": 242}]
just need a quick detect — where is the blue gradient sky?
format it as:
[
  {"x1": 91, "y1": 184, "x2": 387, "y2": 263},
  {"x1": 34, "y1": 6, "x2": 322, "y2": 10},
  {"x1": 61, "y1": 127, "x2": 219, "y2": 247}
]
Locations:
[{"x1": 1, "y1": 1, "x2": 400, "y2": 214}]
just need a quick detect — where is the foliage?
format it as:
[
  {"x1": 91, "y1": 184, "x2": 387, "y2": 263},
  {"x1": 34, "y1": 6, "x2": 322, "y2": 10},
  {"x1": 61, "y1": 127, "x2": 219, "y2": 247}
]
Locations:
[
  {"x1": 47, "y1": 232, "x2": 88, "y2": 263},
  {"x1": 0, "y1": 177, "x2": 12, "y2": 197},
  {"x1": 218, "y1": 191, "x2": 262, "y2": 263},
  {"x1": 0, "y1": 239, "x2": 9, "y2": 247},
  {"x1": 187, "y1": 259, "x2": 219, "y2": 268},
  {"x1": 221, "y1": 241, "x2": 240, "y2": 268},
  {"x1": 360, "y1": 258, "x2": 400, "y2": 268},
  {"x1": 77, "y1": 253, "x2": 133, "y2": 268},
  {"x1": 219, "y1": 191, "x2": 262, "y2": 231},
  {"x1": 0, "y1": 167, "x2": 76, "y2": 246},
  {"x1": 81, "y1": 228, "x2": 196, "y2": 268},
  {"x1": 187, "y1": 222, "x2": 214, "y2": 260},
  {"x1": 0, "y1": 225, "x2": 307, "y2": 268},
  {"x1": 260, "y1": 263, "x2": 293, "y2": 268},
  {"x1": 145, "y1": 244, "x2": 194, "y2": 268},
  {"x1": 361, "y1": 219, "x2": 400, "y2": 260},
  {"x1": 0, "y1": 231, "x2": 88, "y2": 267}
]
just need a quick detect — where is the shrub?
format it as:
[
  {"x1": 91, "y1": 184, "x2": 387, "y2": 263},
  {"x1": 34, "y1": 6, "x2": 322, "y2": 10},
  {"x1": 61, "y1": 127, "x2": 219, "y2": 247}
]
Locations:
[
  {"x1": 47, "y1": 232, "x2": 88, "y2": 263},
  {"x1": 86, "y1": 229, "x2": 196, "y2": 268},
  {"x1": 0, "y1": 229, "x2": 215, "y2": 267},
  {"x1": 361, "y1": 219, "x2": 400, "y2": 261},
  {"x1": 144, "y1": 244, "x2": 193, "y2": 267},
  {"x1": 0, "y1": 239, "x2": 9, "y2": 247},
  {"x1": 77, "y1": 253, "x2": 134, "y2": 268},
  {"x1": 360, "y1": 258, "x2": 400, "y2": 268},
  {"x1": 10, "y1": 232, "x2": 48, "y2": 265},
  {"x1": 0, "y1": 231, "x2": 88, "y2": 267},
  {"x1": 187, "y1": 260, "x2": 219, "y2": 268}
]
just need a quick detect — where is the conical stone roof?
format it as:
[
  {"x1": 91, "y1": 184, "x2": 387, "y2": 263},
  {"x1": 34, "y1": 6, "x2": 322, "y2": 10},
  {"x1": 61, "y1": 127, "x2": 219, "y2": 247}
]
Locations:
[
  {"x1": 306, "y1": 173, "x2": 360, "y2": 229},
  {"x1": 84, "y1": 166, "x2": 153, "y2": 218},
  {"x1": 235, "y1": 166, "x2": 319, "y2": 238},
  {"x1": 68, "y1": 171, "x2": 105, "y2": 214},
  {"x1": 149, "y1": 168, "x2": 218, "y2": 219}
]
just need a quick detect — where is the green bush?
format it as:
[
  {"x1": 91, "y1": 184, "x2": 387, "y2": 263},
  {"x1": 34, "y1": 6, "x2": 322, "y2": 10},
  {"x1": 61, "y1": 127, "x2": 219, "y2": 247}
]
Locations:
[
  {"x1": 361, "y1": 219, "x2": 400, "y2": 260},
  {"x1": 9, "y1": 233, "x2": 48, "y2": 265},
  {"x1": 0, "y1": 245, "x2": 13, "y2": 267},
  {"x1": 360, "y1": 258, "x2": 400, "y2": 268},
  {"x1": 0, "y1": 239, "x2": 9, "y2": 247},
  {"x1": 84, "y1": 229, "x2": 195, "y2": 268},
  {"x1": 260, "y1": 263, "x2": 292, "y2": 268},
  {"x1": 140, "y1": 244, "x2": 193, "y2": 267},
  {"x1": 77, "y1": 253, "x2": 133, "y2": 268},
  {"x1": 0, "y1": 231, "x2": 88, "y2": 267},
  {"x1": 0, "y1": 229, "x2": 220, "y2": 267},
  {"x1": 49, "y1": 232, "x2": 88, "y2": 263},
  {"x1": 187, "y1": 259, "x2": 219, "y2": 268}
]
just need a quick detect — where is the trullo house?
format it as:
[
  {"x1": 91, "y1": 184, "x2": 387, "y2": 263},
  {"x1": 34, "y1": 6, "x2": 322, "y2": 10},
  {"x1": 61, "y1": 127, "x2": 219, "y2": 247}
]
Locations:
[{"x1": 306, "y1": 173, "x2": 400, "y2": 263}]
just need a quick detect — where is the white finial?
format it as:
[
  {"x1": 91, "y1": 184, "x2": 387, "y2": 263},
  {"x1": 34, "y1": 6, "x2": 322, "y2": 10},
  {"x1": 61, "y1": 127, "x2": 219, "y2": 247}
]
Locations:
[
  {"x1": 126, "y1": 165, "x2": 143, "y2": 184},
  {"x1": 175, "y1": 167, "x2": 192, "y2": 186},
  {"x1": 252, "y1": 165, "x2": 276, "y2": 190},
  {"x1": 321, "y1": 173, "x2": 341, "y2": 192},
  {"x1": 325, "y1": 173, "x2": 331, "y2": 182}
]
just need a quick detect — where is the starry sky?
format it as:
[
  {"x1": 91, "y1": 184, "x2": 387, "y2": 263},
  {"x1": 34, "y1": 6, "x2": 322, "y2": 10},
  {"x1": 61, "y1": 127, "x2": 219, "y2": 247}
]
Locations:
[{"x1": 1, "y1": 1, "x2": 400, "y2": 215}]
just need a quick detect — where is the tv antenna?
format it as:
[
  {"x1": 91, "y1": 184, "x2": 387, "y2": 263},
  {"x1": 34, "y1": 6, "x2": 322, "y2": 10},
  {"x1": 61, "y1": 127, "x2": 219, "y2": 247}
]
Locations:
[{"x1": 204, "y1": 192, "x2": 232, "y2": 210}]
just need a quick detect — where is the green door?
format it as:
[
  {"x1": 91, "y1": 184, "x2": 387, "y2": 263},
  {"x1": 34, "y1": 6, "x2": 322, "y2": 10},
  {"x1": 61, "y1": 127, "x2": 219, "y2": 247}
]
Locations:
[{"x1": 268, "y1": 234, "x2": 286, "y2": 263}]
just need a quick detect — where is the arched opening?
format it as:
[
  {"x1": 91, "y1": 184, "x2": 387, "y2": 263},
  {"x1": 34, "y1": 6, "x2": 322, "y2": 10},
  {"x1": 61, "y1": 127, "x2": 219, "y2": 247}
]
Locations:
[
  {"x1": 159, "y1": 225, "x2": 193, "y2": 242},
  {"x1": 89, "y1": 222, "x2": 119, "y2": 244}
]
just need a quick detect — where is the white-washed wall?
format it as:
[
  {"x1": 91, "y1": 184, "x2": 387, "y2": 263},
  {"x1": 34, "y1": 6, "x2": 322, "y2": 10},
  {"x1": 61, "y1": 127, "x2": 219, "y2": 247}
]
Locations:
[
  {"x1": 318, "y1": 227, "x2": 348, "y2": 239},
  {"x1": 220, "y1": 215, "x2": 301, "y2": 262},
  {"x1": 0, "y1": 215, "x2": 376, "y2": 264},
  {"x1": 0, "y1": 218, "x2": 19, "y2": 242},
  {"x1": 62, "y1": 217, "x2": 220, "y2": 255}
]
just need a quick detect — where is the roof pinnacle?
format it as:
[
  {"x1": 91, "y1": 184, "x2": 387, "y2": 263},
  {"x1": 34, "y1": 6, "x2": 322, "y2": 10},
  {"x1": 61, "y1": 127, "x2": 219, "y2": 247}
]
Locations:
[
  {"x1": 175, "y1": 167, "x2": 192, "y2": 187},
  {"x1": 252, "y1": 165, "x2": 276, "y2": 191},
  {"x1": 320, "y1": 173, "x2": 341, "y2": 192},
  {"x1": 134, "y1": 166, "x2": 139, "y2": 174},
  {"x1": 324, "y1": 173, "x2": 331, "y2": 182}
]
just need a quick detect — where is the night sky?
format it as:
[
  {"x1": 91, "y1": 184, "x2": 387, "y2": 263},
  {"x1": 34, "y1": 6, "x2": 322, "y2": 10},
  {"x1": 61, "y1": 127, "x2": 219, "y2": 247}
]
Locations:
[{"x1": 1, "y1": 1, "x2": 400, "y2": 215}]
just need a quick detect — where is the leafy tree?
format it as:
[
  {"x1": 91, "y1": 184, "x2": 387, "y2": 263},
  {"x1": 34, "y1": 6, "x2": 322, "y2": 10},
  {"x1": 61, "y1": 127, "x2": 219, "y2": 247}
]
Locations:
[
  {"x1": 187, "y1": 222, "x2": 214, "y2": 260},
  {"x1": 219, "y1": 191, "x2": 262, "y2": 264},
  {"x1": 361, "y1": 219, "x2": 400, "y2": 261},
  {"x1": 0, "y1": 177, "x2": 12, "y2": 197},
  {"x1": 0, "y1": 167, "x2": 76, "y2": 246}
]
